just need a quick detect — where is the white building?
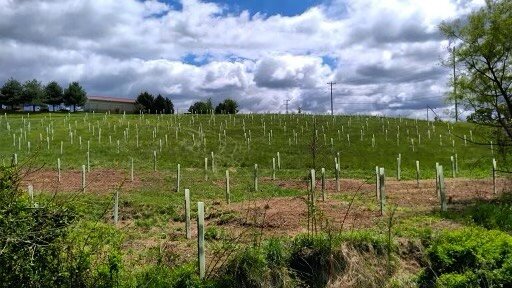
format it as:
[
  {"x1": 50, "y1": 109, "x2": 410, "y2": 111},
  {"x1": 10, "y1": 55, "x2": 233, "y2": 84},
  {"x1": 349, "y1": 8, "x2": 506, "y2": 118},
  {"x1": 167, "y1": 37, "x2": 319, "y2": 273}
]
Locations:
[{"x1": 84, "y1": 96, "x2": 137, "y2": 113}]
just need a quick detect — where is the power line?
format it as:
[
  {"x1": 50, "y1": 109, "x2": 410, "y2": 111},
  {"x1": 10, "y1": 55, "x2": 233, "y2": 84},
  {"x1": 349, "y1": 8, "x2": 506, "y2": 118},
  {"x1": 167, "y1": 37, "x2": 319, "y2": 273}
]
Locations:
[
  {"x1": 327, "y1": 82, "x2": 336, "y2": 115},
  {"x1": 427, "y1": 105, "x2": 440, "y2": 120}
]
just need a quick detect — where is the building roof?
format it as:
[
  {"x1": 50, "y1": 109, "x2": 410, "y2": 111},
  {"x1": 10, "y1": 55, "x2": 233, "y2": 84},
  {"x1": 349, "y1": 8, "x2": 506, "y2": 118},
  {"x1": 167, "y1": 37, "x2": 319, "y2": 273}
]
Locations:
[{"x1": 87, "y1": 96, "x2": 136, "y2": 104}]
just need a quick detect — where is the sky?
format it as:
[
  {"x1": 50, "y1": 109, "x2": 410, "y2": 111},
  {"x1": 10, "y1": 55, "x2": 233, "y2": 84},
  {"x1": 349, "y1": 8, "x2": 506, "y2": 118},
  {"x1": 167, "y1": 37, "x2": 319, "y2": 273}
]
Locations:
[{"x1": 0, "y1": 0, "x2": 485, "y2": 117}]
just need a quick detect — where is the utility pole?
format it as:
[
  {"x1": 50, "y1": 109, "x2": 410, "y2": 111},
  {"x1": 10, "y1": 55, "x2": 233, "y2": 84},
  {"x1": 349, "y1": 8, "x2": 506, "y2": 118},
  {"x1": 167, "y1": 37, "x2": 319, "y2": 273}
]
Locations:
[
  {"x1": 453, "y1": 46, "x2": 458, "y2": 122},
  {"x1": 327, "y1": 82, "x2": 336, "y2": 116},
  {"x1": 284, "y1": 99, "x2": 291, "y2": 114}
]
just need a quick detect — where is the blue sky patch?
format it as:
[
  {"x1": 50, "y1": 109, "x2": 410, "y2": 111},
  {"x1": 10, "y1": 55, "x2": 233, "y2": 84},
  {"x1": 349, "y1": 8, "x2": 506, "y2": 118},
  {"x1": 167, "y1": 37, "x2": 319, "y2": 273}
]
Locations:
[
  {"x1": 182, "y1": 53, "x2": 212, "y2": 66},
  {"x1": 214, "y1": 0, "x2": 325, "y2": 16},
  {"x1": 161, "y1": 0, "x2": 183, "y2": 11},
  {"x1": 322, "y1": 55, "x2": 338, "y2": 69},
  {"x1": 162, "y1": 0, "x2": 325, "y2": 16}
]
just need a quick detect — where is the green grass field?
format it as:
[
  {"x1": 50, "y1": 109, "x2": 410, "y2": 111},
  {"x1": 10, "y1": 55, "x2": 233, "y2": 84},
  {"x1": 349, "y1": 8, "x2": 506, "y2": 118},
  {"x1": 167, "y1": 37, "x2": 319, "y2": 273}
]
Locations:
[
  {"x1": 1, "y1": 112, "x2": 510, "y2": 287},
  {"x1": 0, "y1": 112, "x2": 499, "y2": 179}
]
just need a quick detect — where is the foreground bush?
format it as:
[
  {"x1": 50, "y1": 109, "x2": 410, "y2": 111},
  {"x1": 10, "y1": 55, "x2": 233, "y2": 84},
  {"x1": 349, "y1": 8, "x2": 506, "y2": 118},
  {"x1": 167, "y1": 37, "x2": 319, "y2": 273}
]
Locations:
[
  {"x1": 419, "y1": 227, "x2": 512, "y2": 287},
  {"x1": 133, "y1": 263, "x2": 203, "y2": 288},
  {"x1": 0, "y1": 167, "x2": 75, "y2": 287},
  {"x1": 468, "y1": 194, "x2": 512, "y2": 232},
  {"x1": 0, "y1": 166, "x2": 122, "y2": 288},
  {"x1": 289, "y1": 233, "x2": 342, "y2": 288}
]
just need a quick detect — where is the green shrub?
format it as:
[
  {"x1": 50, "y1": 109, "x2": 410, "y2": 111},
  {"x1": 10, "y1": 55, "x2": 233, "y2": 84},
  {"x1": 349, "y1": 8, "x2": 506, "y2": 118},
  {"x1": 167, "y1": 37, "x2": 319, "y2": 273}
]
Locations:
[
  {"x1": 0, "y1": 166, "x2": 124, "y2": 288},
  {"x1": 338, "y1": 230, "x2": 389, "y2": 255},
  {"x1": 469, "y1": 197, "x2": 512, "y2": 232},
  {"x1": 436, "y1": 271, "x2": 478, "y2": 288},
  {"x1": 218, "y1": 247, "x2": 269, "y2": 288},
  {"x1": 289, "y1": 233, "x2": 345, "y2": 288},
  {"x1": 216, "y1": 211, "x2": 237, "y2": 225},
  {"x1": 134, "y1": 263, "x2": 203, "y2": 288},
  {"x1": 0, "y1": 167, "x2": 76, "y2": 287},
  {"x1": 265, "y1": 238, "x2": 288, "y2": 267},
  {"x1": 204, "y1": 226, "x2": 224, "y2": 241},
  {"x1": 264, "y1": 238, "x2": 293, "y2": 288},
  {"x1": 62, "y1": 221, "x2": 123, "y2": 288},
  {"x1": 419, "y1": 227, "x2": 512, "y2": 287}
]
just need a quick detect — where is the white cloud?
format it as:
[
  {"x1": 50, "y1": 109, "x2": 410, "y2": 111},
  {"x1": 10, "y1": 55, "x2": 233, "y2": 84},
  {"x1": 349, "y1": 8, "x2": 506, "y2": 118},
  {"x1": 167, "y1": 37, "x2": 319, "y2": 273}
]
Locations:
[
  {"x1": 254, "y1": 55, "x2": 332, "y2": 89},
  {"x1": 0, "y1": 0, "x2": 486, "y2": 117}
]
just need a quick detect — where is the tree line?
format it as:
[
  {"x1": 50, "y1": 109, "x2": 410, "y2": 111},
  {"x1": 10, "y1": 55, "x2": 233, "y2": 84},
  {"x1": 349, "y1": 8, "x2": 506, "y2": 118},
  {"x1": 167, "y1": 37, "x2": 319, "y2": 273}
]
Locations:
[
  {"x1": 0, "y1": 78, "x2": 87, "y2": 112},
  {"x1": 188, "y1": 98, "x2": 238, "y2": 114},
  {"x1": 2, "y1": 78, "x2": 240, "y2": 115},
  {"x1": 135, "y1": 92, "x2": 175, "y2": 114},
  {"x1": 136, "y1": 92, "x2": 239, "y2": 114}
]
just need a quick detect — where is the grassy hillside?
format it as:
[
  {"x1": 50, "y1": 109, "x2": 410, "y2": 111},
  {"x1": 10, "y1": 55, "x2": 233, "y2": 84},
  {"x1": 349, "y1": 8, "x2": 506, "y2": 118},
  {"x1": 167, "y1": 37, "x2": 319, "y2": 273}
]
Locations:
[
  {"x1": 0, "y1": 113, "x2": 501, "y2": 179},
  {"x1": 1, "y1": 112, "x2": 510, "y2": 287}
]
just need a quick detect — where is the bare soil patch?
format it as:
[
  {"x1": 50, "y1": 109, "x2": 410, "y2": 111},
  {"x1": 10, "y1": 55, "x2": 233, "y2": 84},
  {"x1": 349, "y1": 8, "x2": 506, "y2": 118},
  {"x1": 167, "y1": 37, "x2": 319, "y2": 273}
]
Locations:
[
  {"x1": 264, "y1": 177, "x2": 510, "y2": 209},
  {"x1": 20, "y1": 169, "x2": 511, "y2": 240},
  {"x1": 385, "y1": 177, "x2": 510, "y2": 209},
  {"x1": 21, "y1": 168, "x2": 145, "y2": 193},
  {"x1": 219, "y1": 177, "x2": 510, "y2": 236},
  {"x1": 222, "y1": 196, "x2": 379, "y2": 237}
]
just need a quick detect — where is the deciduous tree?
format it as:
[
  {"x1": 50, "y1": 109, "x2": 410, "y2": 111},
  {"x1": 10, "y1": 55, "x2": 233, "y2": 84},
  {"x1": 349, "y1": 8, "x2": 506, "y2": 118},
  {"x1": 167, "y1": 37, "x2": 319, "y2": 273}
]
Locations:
[
  {"x1": 440, "y1": 0, "x2": 512, "y2": 144},
  {"x1": 188, "y1": 98, "x2": 213, "y2": 114},
  {"x1": 215, "y1": 98, "x2": 239, "y2": 114}
]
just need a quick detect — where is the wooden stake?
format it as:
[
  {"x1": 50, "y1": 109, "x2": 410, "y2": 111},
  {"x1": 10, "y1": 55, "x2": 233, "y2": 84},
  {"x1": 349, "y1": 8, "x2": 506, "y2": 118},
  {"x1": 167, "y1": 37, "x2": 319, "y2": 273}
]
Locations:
[
  {"x1": 379, "y1": 168, "x2": 385, "y2": 216},
  {"x1": 204, "y1": 158, "x2": 208, "y2": 181},
  {"x1": 81, "y1": 164, "x2": 86, "y2": 192},
  {"x1": 28, "y1": 184, "x2": 34, "y2": 207},
  {"x1": 375, "y1": 166, "x2": 380, "y2": 200},
  {"x1": 185, "y1": 189, "x2": 191, "y2": 239},
  {"x1": 396, "y1": 154, "x2": 401, "y2": 181},
  {"x1": 492, "y1": 158, "x2": 497, "y2": 194},
  {"x1": 415, "y1": 160, "x2": 420, "y2": 187},
  {"x1": 253, "y1": 164, "x2": 258, "y2": 191},
  {"x1": 197, "y1": 201, "x2": 205, "y2": 279},
  {"x1": 435, "y1": 162, "x2": 440, "y2": 198},
  {"x1": 335, "y1": 163, "x2": 340, "y2": 192},
  {"x1": 321, "y1": 168, "x2": 325, "y2": 201},
  {"x1": 225, "y1": 170, "x2": 230, "y2": 204},
  {"x1": 272, "y1": 158, "x2": 276, "y2": 180},
  {"x1": 176, "y1": 164, "x2": 181, "y2": 192},
  {"x1": 438, "y1": 165, "x2": 447, "y2": 212},
  {"x1": 450, "y1": 156, "x2": 455, "y2": 178},
  {"x1": 211, "y1": 152, "x2": 215, "y2": 172},
  {"x1": 57, "y1": 158, "x2": 61, "y2": 182}
]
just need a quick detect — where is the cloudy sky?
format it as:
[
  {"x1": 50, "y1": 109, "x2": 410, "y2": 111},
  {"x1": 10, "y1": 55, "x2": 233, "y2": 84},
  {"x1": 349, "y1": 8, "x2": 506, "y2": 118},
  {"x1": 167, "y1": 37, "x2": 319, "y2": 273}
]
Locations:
[{"x1": 0, "y1": 0, "x2": 485, "y2": 117}]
